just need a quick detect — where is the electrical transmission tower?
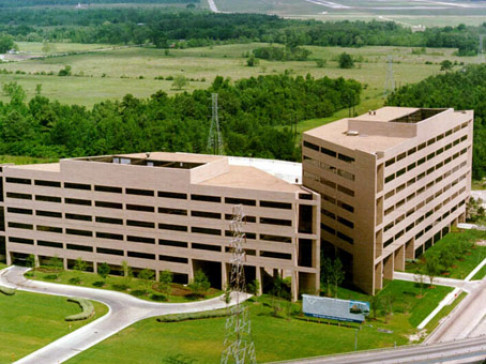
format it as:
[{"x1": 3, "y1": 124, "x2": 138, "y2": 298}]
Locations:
[
  {"x1": 383, "y1": 55, "x2": 395, "y2": 98},
  {"x1": 479, "y1": 34, "x2": 485, "y2": 64},
  {"x1": 221, "y1": 205, "x2": 256, "y2": 364},
  {"x1": 208, "y1": 93, "x2": 224, "y2": 155}
]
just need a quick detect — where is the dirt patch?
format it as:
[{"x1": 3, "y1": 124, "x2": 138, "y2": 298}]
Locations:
[{"x1": 475, "y1": 240, "x2": 486, "y2": 247}]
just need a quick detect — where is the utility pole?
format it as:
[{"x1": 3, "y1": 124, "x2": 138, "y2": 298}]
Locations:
[
  {"x1": 208, "y1": 93, "x2": 224, "y2": 155},
  {"x1": 221, "y1": 205, "x2": 256, "y2": 364}
]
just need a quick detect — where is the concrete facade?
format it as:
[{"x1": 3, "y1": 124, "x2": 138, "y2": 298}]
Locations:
[
  {"x1": 303, "y1": 107, "x2": 473, "y2": 294},
  {"x1": 0, "y1": 152, "x2": 320, "y2": 300}
]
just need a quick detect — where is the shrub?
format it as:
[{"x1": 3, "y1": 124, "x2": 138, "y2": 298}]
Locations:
[
  {"x1": 151, "y1": 293, "x2": 167, "y2": 301},
  {"x1": 338, "y1": 52, "x2": 354, "y2": 69},
  {"x1": 112, "y1": 283, "x2": 130, "y2": 291},
  {"x1": 69, "y1": 277, "x2": 81, "y2": 285},
  {"x1": 44, "y1": 274, "x2": 58, "y2": 280},
  {"x1": 92, "y1": 281, "x2": 104, "y2": 287},
  {"x1": 131, "y1": 289, "x2": 148, "y2": 297},
  {"x1": 65, "y1": 297, "x2": 94, "y2": 321},
  {"x1": 156, "y1": 309, "x2": 229, "y2": 323}
]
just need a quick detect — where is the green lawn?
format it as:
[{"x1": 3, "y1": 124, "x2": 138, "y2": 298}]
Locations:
[
  {"x1": 66, "y1": 280, "x2": 450, "y2": 364},
  {"x1": 27, "y1": 268, "x2": 221, "y2": 303},
  {"x1": 472, "y1": 265, "x2": 486, "y2": 280},
  {"x1": 0, "y1": 263, "x2": 7, "y2": 270},
  {"x1": 0, "y1": 43, "x2": 474, "y2": 107},
  {"x1": 405, "y1": 229, "x2": 486, "y2": 279},
  {"x1": 0, "y1": 291, "x2": 107, "y2": 363},
  {"x1": 425, "y1": 291, "x2": 467, "y2": 332}
]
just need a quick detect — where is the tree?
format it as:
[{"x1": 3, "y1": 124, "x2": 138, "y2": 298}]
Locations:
[
  {"x1": 0, "y1": 34, "x2": 15, "y2": 54},
  {"x1": 2, "y1": 81, "x2": 26, "y2": 105},
  {"x1": 331, "y1": 258, "x2": 345, "y2": 297},
  {"x1": 73, "y1": 257, "x2": 87, "y2": 273},
  {"x1": 189, "y1": 270, "x2": 210, "y2": 296},
  {"x1": 246, "y1": 55, "x2": 259, "y2": 67},
  {"x1": 440, "y1": 59, "x2": 453, "y2": 71},
  {"x1": 158, "y1": 270, "x2": 173, "y2": 299},
  {"x1": 247, "y1": 279, "x2": 260, "y2": 296},
  {"x1": 424, "y1": 254, "x2": 442, "y2": 286},
  {"x1": 97, "y1": 262, "x2": 110, "y2": 282},
  {"x1": 172, "y1": 75, "x2": 188, "y2": 90},
  {"x1": 122, "y1": 260, "x2": 132, "y2": 283},
  {"x1": 58, "y1": 65, "x2": 72, "y2": 77},
  {"x1": 139, "y1": 269, "x2": 155, "y2": 289},
  {"x1": 27, "y1": 255, "x2": 36, "y2": 274},
  {"x1": 338, "y1": 52, "x2": 354, "y2": 69},
  {"x1": 370, "y1": 294, "x2": 382, "y2": 319}
]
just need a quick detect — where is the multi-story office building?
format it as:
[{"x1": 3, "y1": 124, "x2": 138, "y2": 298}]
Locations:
[
  {"x1": 302, "y1": 107, "x2": 473, "y2": 294},
  {"x1": 0, "y1": 152, "x2": 320, "y2": 300}
]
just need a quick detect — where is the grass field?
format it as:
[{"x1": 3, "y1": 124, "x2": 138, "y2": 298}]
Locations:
[
  {"x1": 66, "y1": 280, "x2": 450, "y2": 364},
  {"x1": 405, "y1": 229, "x2": 486, "y2": 279},
  {"x1": 0, "y1": 42, "x2": 477, "y2": 110},
  {"x1": 472, "y1": 264, "x2": 486, "y2": 280},
  {"x1": 0, "y1": 291, "x2": 108, "y2": 363},
  {"x1": 27, "y1": 268, "x2": 222, "y2": 303},
  {"x1": 424, "y1": 291, "x2": 468, "y2": 332}
]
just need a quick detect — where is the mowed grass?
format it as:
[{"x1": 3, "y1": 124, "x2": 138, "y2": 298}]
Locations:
[
  {"x1": 406, "y1": 229, "x2": 486, "y2": 279},
  {"x1": 66, "y1": 280, "x2": 450, "y2": 364},
  {"x1": 0, "y1": 43, "x2": 474, "y2": 107},
  {"x1": 472, "y1": 264, "x2": 486, "y2": 280},
  {"x1": 0, "y1": 291, "x2": 108, "y2": 363}
]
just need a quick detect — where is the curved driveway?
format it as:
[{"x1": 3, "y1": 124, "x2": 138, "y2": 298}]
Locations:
[{"x1": 0, "y1": 266, "x2": 249, "y2": 364}]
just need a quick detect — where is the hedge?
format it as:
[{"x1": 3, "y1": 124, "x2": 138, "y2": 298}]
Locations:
[
  {"x1": 65, "y1": 297, "x2": 94, "y2": 321},
  {"x1": 156, "y1": 309, "x2": 230, "y2": 323}
]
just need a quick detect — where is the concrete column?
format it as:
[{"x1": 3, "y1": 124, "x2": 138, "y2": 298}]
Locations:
[
  {"x1": 221, "y1": 262, "x2": 227, "y2": 290},
  {"x1": 405, "y1": 238, "x2": 415, "y2": 260},
  {"x1": 291, "y1": 270, "x2": 298, "y2": 302},
  {"x1": 374, "y1": 261, "x2": 383, "y2": 293},
  {"x1": 6, "y1": 251, "x2": 11, "y2": 265},
  {"x1": 383, "y1": 255, "x2": 394, "y2": 281},
  {"x1": 394, "y1": 245, "x2": 405, "y2": 271},
  {"x1": 93, "y1": 261, "x2": 98, "y2": 275}
]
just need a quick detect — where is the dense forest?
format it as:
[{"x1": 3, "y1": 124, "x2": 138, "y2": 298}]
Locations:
[
  {"x1": 0, "y1": 74, "x2": 361, "y2": 161},
  {"x1": 0, "y1": 7, "x2": 483, "y2": 54},
  {"x1": 386, "y1": 64, "x2": 486, "y2": 179},
  {"x1": 0, "y1": 0, "x2": 197, "y2": 7}
]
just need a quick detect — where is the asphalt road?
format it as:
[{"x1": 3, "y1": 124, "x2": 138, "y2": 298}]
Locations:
[{"x1": 0, "y1": 266, "x2": 249, "y2": 364}]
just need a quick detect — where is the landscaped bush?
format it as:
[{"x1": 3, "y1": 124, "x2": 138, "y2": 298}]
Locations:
[
  {"x1": 92, "y1": 281, "x2": 104, "y2": 287},
  {"x1": 156, "y1": 309, "x2": 229, "y2": 323},
  {"x1": 65, "y1": 297, "x2": 94, "y2": 321},
  {"x1": 0, "y1": 285, "x2": 16, "y2": 296},
  {"x1": 150, "y1": 293, "x2": 167, "y2": 301},
  {"x1": 44, "y1": 274, "x2": 58, "y2": 280},
  {"x1": 112, "y1": 283, "x2": 130, "y2": 291},
  {"x1": 130, "y1": 289, "x2": 148, "y2": 297},
  {"x1": 69, "y1": 277, "x2": 81, "y2": 285}
]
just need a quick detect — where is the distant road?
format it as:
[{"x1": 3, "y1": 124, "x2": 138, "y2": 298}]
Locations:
[{"x1": 207, "y1": 0, "x2": 220, "y2": 13}]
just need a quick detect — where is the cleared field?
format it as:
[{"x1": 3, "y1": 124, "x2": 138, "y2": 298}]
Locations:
[
  {"x1": 66, "y1": 280, "x2": 451, "y2": 364},
  {"x1": 214, "y1": 0, "x2": 486, "y2": 26},
  {"x1": 0, "y1": 291, "x2": 108, "y2": 363},
  {"x1": 0, "y1": 43, "x2": 476, "y2": 107}
]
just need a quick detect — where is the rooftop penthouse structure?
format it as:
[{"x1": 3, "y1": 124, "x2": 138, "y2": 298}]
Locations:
[
  {"x1": 0, "y1": 152, "x2": 320, "y2": 300},
  {"x1": 303, "y1": 107, "x2": 473, "y2": 294}
]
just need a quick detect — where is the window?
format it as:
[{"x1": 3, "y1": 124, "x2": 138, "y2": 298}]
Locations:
[
  {"x1": 159, "y1": 255, "x2": 188, "y2": 263},
  {"x1": 96, "y1": 232, "x2": 123, "y2": 241},
  {"x1": 97, "y1": 247, "x2": 123, "y2": 256},
  {"x1": 127, "y1": 251, "x2": 155, "y2": 260},
  {"x1": 260, "y1": 234, "x2": 292, "y2": 243},
  {"x1": 67, "y1": 213, "x2": 92, "y2": 222},
  {"x1": 37, "y1": 195, "x2": 62, "y2": 203},
  {"x1": 338, "y1": 153, "x2": 355, "y2": 163},
  {"x1": 191, "y1": 194, "x2": 221, "y2": 203},
  {"x1": 159, "y1": 239, "x2": 187, "y2": 248},
  {"x1": 126, "y1": 188, "x2": 153, "y2": 196},
  {"x1": 67, "y1": 243, "x2": 92, "y2": 252},
  {"x1": 65, "y1": 182, "x2": 91, "y2": 190},
  {"x1": 303, "y1": 141, "x2": 319, "y2": 151},
  {"x1": 260, "y1": 251, "x2": 291, "y2": 260},
  {"x1": 37, "y1": 225, "x2": 62, "y2": 233},
  {"x1": 7, "y1": 192, "x2": 32, "y2": 200},
  {"x1": 38, "y1": 240, "x2": 63, "y2": 249},
  {"x1": 9, "y1": 237, "x2": 33, "y2": 245},
  {"x1": 337, "y1": 232, "x2": 353, "y2": 244},
  {"x1": 65, "y1": 198, "x2": 91, "y2": 206},
  {"x1": 6, "y1": 177, "x2": 31, "y2": 185},
  {"x1": 127, "y1": 220, "x2": 155, "y2": 229},
  {"x1": 95, "y1": 201, "x2": 122, "y2": 209},
  {"x1": 37, "y1": 210, "x2": 62, "y2": 218},
  {"x1": 192, "y1": 243, "x2": 221, "y2": 252},
  {"x1": 158, "y1": 207, "x2": 187, "y2": 215},
  {"x1": 35, "y1": 180, "x2": 61, "y2": 188},
  {"x1": 127, "y1": 204, "x2": 154, "y2": 213},
  {"x1": 191, "y1": 211, "x2": 221, "y2": 219},
  {"x1": 321, "y1": 147, "x2": 336, "y2": 157},
  {"x1": 337, "y1": 217, "x2": 354, "y2": 229},
  {"x1": 95, "y1": 216, "x2": 122, "y2": 224},
  {"x1": 95, "y1": 185, "x2": 122, "y2": 193},
  {"x1": 260, "y1": 217, "x2": 292, "y2": 227},
  {"x1": 7, "y1": 207, "x2": 32, "y2": 215},
  {"x1": 159, "y1": 223, "x2": 187, "y2": 232},
  {"x1": 66, "y1": 228, "x2": 92, "y2": 237},
  {"x1": 127, "y1": 235, "x2": 155, "y2": 244},
  {"x1": 8, "y1": 222, "x2": 33, "y2": 230},
  {"x1": 260, "y1": 201, "x2": 292, "y2": 210},
  {"x1": 225, "y1": 197, "x2": 256, "y2": 206},
  {"x1": 191, "y1": 226, "x2": 221, "y2": 236},
  {"x1": 337, "y1": 185, "x2": 354, "y2": 197},
  {"x1": 158, "y1": 191, "x2": 187, "y2": 200},
  {"x1": 337, "y1": 201, "x2": 354, "y2": 213}
]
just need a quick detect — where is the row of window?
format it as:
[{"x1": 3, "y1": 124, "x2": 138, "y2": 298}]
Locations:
[
  {"x1": 4, "y1": 179, "x2": 293, "y2": 210},
  {"x1": 383, "y1": 160, "x2": 468, "y2": 218},
  {"x1": 303, "y1": 141, "x2": 355, "y2": 164},
  {"x1": 320, "y1": 222, "x2": 354, "y2": 245},
  {"x1": 383, "y1": 179, "x2": 467, "y2": 236},
  {"x1": 382, "y1": 199, "x2": 466, "y2": 249},
  {"x1": 303, "y1": 155, "x2": 355, "y2": 182},
  {"x1": 321, "y1": 207, "x2": 354, "y2": 229},
  {"x1": 384, "y1": 120, "x2": 469, "y2": 168},
  {"x1": 8, "y1": 237, "x2": 292, "y2": 261},
  {"x1": 303, "y1": 170, "x2": 355, "y2": 197},
  {"x1": 6, "y1": 206, "x2": 293, "y2": 228},
  {"x1": 7, "y1": 220, "x2": 294, "y2": 244}
]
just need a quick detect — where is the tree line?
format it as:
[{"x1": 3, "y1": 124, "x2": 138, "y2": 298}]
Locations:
[
  {"x1": 386, "y1": 64, "x2": 486, "y2": 180},
  {"x1": 0, "y1": 74, "x2": 361, "y2": 162},
  {"x1": 0, "y1": 7, "x2": 483, "y2": 54}
]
